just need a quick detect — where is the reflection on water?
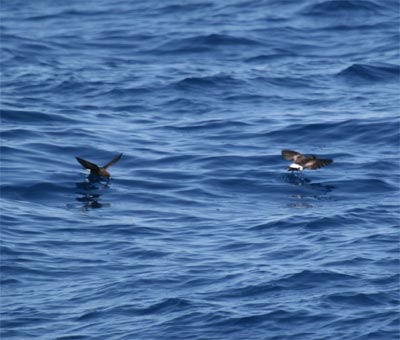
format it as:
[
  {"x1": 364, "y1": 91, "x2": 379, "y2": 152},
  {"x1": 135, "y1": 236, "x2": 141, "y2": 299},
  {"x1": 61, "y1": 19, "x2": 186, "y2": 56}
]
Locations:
[
  {"x1": 282, "y1": 172, "x2": 310, "y2": 185},
  {"x1": 75, "y1": 176, "x2": 110, "y2": 210},
  {"x1": 282, "y1": 172, "x2": 335, "y2": 208}
]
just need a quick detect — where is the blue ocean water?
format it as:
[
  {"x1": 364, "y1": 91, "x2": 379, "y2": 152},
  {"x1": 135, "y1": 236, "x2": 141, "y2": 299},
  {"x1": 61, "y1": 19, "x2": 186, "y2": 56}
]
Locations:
[{"x1": 1, "y1": 0, "x2": 399, "y2": 339}]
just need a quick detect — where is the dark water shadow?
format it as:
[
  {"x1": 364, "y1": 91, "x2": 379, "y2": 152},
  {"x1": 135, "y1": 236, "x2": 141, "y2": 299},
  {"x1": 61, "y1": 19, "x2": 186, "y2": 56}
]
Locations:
[
  {"x1": 75, "y1": 175, "x2": 111, "y2": 210},
  {"x1": 281, "y1": 172, "x2": 336, "y2": 208}
]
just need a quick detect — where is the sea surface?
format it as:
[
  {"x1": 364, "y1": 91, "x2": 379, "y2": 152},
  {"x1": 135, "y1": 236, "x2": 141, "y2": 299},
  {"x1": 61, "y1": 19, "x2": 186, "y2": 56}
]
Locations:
[{"x1": 1, "y1": 1, "x2": 399, "y2": 339}]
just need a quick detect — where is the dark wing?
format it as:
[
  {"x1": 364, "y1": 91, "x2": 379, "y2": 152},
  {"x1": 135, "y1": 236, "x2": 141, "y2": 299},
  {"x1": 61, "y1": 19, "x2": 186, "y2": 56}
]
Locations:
[
  {"x1": 76, "y1": 157, "x2": 99, "y2": 171},
  {"x1": 281, "y1": 149, "x2": 301, "y2": 161},
  {"x1": 304, "y1": 159, "x2": 333, "y2": 170},
  {"x1": 103, "y1": 153, "x2": 122, "y2": 169}
]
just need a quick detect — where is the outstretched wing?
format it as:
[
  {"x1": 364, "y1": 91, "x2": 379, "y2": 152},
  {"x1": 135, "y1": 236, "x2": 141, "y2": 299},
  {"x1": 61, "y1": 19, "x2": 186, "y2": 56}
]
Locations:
[
  {"x1": 103, "y1": 153, "x2": 123, "y2": 169},
  {"x1": 76, "y1": 157, "x2": 99, "y2": 171},
  {"x1": 304, "y1": 159, "x2": 333, "y2": 170},
  {"x1": 281, "y1": 149, "x2": 300, "y2": 161}
]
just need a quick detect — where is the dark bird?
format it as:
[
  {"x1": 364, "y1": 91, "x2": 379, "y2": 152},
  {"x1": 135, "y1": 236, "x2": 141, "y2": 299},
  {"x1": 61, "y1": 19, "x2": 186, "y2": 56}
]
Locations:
[
  {"x1": 282, "y1": 149, "x2": 332, "y2": 171},
  {"x1": 76, "y1": 153, "x2": 122, "y2": 179}
]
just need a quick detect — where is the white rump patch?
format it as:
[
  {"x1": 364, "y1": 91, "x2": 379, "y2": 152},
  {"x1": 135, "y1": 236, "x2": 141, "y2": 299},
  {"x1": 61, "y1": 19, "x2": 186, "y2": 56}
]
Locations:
[{"x1": 289, "y1": 163, "x2": 303, "y2": 171}]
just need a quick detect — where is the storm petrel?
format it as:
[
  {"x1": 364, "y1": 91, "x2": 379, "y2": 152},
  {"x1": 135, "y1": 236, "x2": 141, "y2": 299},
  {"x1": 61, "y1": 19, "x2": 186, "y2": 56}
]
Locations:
[
  {"x1": 76, "y1": 153, "x2": 122, "y2": 179},
  {"x1": 282, "y1": 149, "x2": 332, "y2": 171}
]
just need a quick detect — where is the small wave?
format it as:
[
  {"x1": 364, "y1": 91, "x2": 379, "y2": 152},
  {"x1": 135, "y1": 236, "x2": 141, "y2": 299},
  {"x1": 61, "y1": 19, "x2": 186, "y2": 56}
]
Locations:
[
  {"x1": 266, "y1": 117, "x2": 397, "y2": 145},
  {"x1": 250, "y1": 216, "x2": 306, "y2": 231},
  {"x1": 74, "y1": 223, "x2": 167, "y2": 237},
  {"x1": 139, "y1": 298, "x2": 192, "y2": 315},
  {"x1": 155, "y1": 33, "x2": 262, "y2": 54},
  {"x1": 77, "y1": 298, "x2": 191, "y2": 321},
  {"x1": 335, "y1": 178, "x2": 395, "y2": 194},
  {"x1": 255, "y1": 75, "x2": 312, "y2": 88},
  {"x1": 1, "y1": 128, "x2": 42, "y2": 140},
  {"x1": 163, "y1": 118, "x2": 251, "y2": 132},
  {"x1": 246, "y1": 49, "x2": 298, "y2": 62},
  {"x1": 303, "y1": 0, "x2": 385, "y2": 16},
  {"x1": 119, "y1": 247, "x2": 169, "y2": 259},
  {"x1": 156, "y1": 2, "x2": 213, "y2": 14},
  {"x1": 98, "y1": 85, "x2": 154, "y2": 98},
  {"x1": 250, "y1": 211, "x2": 363, "y2": 231},
  {"x1": 1, "y1": 182, "x2": 72, "y2": 202},
  {"x1": 337, "y1": 63, "x2": 400, "y2": 83},
  {"x1": 1, "y1": 109, "x2": 75, "y2": 125},
  {"x1": 174, "y1": 74, "x2": 244, "y2": 89},
  {"x1": 325, "y1": 291, "x2": 393, "y2": 307},
  {"x1": 276, "y1": 269, "x2": 357, "y2": 287},
  {"x1": 1, "y1": 33, "x2": 56, "y2": 54}
]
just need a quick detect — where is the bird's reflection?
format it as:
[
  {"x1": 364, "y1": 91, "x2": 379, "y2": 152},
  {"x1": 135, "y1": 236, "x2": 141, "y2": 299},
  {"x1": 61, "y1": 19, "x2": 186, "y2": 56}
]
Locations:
[
  {"x1": 75, "y1": 176, "x2": 110, "y2": 210},
  {"x1": 282, "y1": 172, "x2": 310, "y2": 186},
  {"x1": 281, "y1": 172, "x2": 335, "y2": 208}
]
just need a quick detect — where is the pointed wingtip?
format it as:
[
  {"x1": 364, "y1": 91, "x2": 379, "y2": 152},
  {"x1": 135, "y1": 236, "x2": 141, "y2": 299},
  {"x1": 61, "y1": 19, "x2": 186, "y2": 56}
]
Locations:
[
  {"x1": 281, "y1": 149, "x2": 299, "y2": 161},
  {"x1": 103, "y1": 153, "x2": 123, "y2": 168},
  {"x1": 76, "y1": 156, "x2": 99, "y2": 171}
]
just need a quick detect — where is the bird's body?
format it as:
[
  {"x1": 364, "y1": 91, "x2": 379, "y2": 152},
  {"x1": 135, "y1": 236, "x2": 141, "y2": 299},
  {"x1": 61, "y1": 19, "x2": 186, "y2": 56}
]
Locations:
[
  {"x1": 282, "y1": 149, "x2": 332, "y2": 171},
  {"x1": 76, "y1": 153, "x2": 122, "y2": 179}
]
